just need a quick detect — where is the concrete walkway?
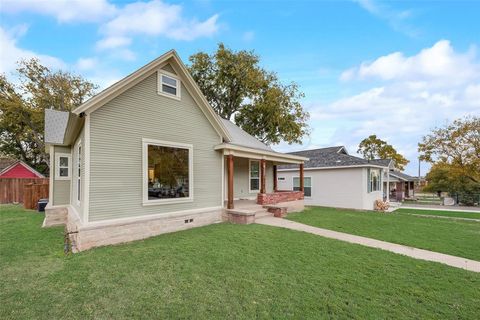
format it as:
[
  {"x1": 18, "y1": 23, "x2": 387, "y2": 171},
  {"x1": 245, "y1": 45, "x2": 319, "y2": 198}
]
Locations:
[
  {"x1": 400, "y1": 204, "x2": 480, "y2": 212},
  {"x1": 256, "y1": 217, "x2": 480, "y2": 273}
]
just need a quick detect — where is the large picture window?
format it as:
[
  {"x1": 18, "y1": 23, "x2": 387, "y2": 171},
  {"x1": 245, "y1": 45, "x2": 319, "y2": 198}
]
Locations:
[
  {"x1": 293, "y1": 177, "x2": 312, "y2": 197},
  {"x1": 143, "y1": 139, "x2": 193, "y2": 204},
  {"x1": 249, "y1": 160, "x2": 260, "y2": 192},
  {"x1": 368, "y1": 169, "x2": 381, "y2": 192}
]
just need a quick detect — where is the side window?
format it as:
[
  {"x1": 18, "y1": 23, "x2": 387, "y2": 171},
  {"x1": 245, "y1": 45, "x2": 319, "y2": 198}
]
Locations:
[
  {"x1": 158, "y1": 72, "x2": 181, "y2": 99},
  {"x1": 293, "y1": 177, "x2": 312, "y2": 197},
  {"x1": 249, "y1": 160, "x2": 260, "y2": 192},
  {"x1": 55, "y1": 153, "x2": 71, "y2": 180}
]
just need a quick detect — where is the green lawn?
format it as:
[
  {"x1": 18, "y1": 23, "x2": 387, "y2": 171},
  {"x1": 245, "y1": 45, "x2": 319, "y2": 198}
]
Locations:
[
  {"x1": 396, "y1": 208, "x2": 480, "y2": 220},
  {"x1": 1, "y1": 205, "x2": 480, "y2": 319},
  {"x1": 287, "y1": 207, "x2": 480, "y2": 261}
]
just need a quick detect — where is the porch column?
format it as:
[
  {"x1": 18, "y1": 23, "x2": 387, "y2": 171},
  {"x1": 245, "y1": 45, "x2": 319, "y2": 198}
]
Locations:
[
  {"x1": 273, "y1": 165, "x2": 278, "y2": 192},
  {"x1": 227, "y1": 154, "x2": 234, "y2": 209},
  {"x1": 299, "y1": 163, "x2": 304, "y2": 192},
  {"x1": 386, "y1": 170, "x2": 390, "y2": 202},
  {"x1": 260, "y1": 159, "x2": 266, "y2": 194}
]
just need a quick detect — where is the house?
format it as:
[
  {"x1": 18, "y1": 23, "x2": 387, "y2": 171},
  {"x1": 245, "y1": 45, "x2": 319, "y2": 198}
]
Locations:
[
  {"x1": 277, "y1": 146, "x2": 387, "y2": 210},
  {"x1": 43, "y1": 50, "x2": 307, "y2": 252},
  {"x1": 0, "y1": 158, "x2": 44, "y2": 178}
]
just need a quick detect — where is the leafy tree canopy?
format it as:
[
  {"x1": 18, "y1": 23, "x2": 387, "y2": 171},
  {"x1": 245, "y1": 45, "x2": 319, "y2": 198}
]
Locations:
[
  {"x1": 419, "y1": 116, "x2": 480, "y2": 204},
  {"x1": 357, "y1": 134, "x2": 409, "y2": 170},
  {"x1": 0, "y1": 59, "x2": 97, "y2": 174},
  {"x1": 188, "y1": 43, "x2": 310, "y2": 145},
  {"x1": 418, "y1": 116, "x2": 480, "y2": 178}
]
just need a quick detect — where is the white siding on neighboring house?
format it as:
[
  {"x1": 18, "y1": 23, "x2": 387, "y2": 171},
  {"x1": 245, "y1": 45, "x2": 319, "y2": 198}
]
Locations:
[{"x1": 88, "y1": 71, "x2": 223, "y2": 222}]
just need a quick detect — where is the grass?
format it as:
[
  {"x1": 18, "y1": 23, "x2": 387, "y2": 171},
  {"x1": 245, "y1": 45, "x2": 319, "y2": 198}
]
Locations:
[
  {"x1": 396, "y1": 208, "x2": 480, "y2": 220},
  {"x1": 1, "y1": 205, "x2": 480, "y2": 319},
  {"x1": 287, "y1": 207, "x2": 480, "y2": 261}
]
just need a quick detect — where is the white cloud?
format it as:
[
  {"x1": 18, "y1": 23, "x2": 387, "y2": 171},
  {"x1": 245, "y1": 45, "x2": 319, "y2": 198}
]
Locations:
[
  {"x1": 1, "y1": 0, "x2": 117, "y2": 23},
  {"x1": 341, "y1": 40, "x2": 479, "y2": 86},
  {"x1": 95, "y1": 0, "x2": 219, "y2": 51},
  {"x1": 353, "y1": 0, "x2": 419, "y2": 37},
  {"x1": 95, "y1": 36, "x2": 132, "y2": 50},
  {"x1": 308, "y1": 40, "x2": 480, "y2": 175},
  {"x1": 75, "y1": 57, "x2": 98, "y2": 71},
  {"x1": 0, "y1": 26, "x2": 65, "y2": 74}
]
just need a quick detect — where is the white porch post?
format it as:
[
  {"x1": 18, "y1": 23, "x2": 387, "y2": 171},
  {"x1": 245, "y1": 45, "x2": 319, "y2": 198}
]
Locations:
[{"x1": 386, "y1": 170, "x2": 390, "y2": 202}]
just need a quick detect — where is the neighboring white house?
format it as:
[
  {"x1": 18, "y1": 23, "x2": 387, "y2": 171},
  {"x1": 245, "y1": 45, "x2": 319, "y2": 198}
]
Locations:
[
  {"x1": 370, "y1": 158, "x2": 416, "y2": 202},
  {"x1": 277, "y1": 146, "x2": 387, "y2": 210},
  {"x1": 43, "y1": 50, "x2": 307, "y2": 252}
]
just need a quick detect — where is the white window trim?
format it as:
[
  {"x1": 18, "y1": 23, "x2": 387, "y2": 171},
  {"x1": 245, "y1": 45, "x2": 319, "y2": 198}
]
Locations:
[
  {"x1": 292, "y1": 176, "x2": 312, "y2": 198},
  {"x1": 142, "y1": 138, "x2": 193, "y2": 206},
  {"x1": 54, "y1": 153, "x2": 71, "y2": 180},
  {"x1": 76, "y1": 140, "x2": 82, "y2": 206},
  {"x1": 368, "y1": 168, "x2": 381, "y2": 193},
  {"x1": 249, "y1": 159, "x2": 260, "y2": 193},
  {"x1": 157, "y1": 70, "x2": 181, "y2": 100}
]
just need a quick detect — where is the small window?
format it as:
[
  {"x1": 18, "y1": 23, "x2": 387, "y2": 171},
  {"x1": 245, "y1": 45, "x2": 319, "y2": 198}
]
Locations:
[
  {"x1": 249, "y1": 160, "x2": 260, "y2": 192},
  {"x1": 158, "y1": 72, "x2": 180, "y2": 99},
  {"x1": 55, "y1": 153, "x2": 71, "y2": 180},
  {"x1": 293, "y1": 177, "x2": 312, "y2": 197}
]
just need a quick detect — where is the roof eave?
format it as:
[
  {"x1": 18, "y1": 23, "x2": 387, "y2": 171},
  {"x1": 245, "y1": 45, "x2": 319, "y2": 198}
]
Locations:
[{"x1": 215, "y1": 143, "x2": 308, "y2": 164}]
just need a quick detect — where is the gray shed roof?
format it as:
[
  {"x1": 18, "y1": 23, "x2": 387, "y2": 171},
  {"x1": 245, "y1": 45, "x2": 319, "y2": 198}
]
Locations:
[
  {"x1": 278, "y1": 146, "x2": 382, "y2": 170},
  {"x1": 390, "y1": 171, "x2": 417, "y2": 181},
  {"x1": 220, "y1": 118, "x2": 273, "y2": 152}
]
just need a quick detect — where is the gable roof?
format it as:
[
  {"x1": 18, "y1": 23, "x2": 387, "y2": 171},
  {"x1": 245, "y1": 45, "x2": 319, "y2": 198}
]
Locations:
[
  {"x1": 278, "y1": 146, "x2": 386, "y2": 170},
  {"x1": 72, "y1": 50, "x2": 232, "y2": 142},
  {"x1": 390, "y1": 171, "x2": 416, "y2": 181},
  {"x1": 219, "y1": 118, "x2": 273, "y2": 152},
  {"x1": 368, "y1": 158, "x2": 393, "y2": 168},
  {"x1": 0, "y1": 158, "x2": 45, "y2": 178}
]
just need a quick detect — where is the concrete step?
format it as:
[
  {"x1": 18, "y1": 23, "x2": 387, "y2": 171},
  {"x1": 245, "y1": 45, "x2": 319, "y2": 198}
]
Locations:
[{"x1": 255, "y1": 210, "x2": 273, "y2": 218}]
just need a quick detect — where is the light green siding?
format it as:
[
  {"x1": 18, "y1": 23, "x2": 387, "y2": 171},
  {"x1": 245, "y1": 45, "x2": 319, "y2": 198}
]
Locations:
[
  {"x1": 227, "y1": 158, "x2": 274, "y2": 199},
  {"x1": 88, "y1": 72, "x2": 223, "y2": 222},
  {"x1": 52, "y1": 145, "x2": 71, "y2": 206}
]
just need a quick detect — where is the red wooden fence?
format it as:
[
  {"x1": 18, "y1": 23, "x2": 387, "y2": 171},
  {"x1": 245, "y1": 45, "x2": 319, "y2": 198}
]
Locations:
[{"x1": 0, "y1": 178, "x2": 49, "y2": 207}]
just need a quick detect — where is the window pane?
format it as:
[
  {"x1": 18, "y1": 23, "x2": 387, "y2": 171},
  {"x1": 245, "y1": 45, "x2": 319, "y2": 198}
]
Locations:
[
  {"x1": 250, "y1": 178, "x2": 259, "y2": 191},
  {"x1": 59, "y1": 157, "x2": 68, "y2": 167},
  {"x1": 147, "y1": 144, "x2": 189, "y2": 200},
  {"x1": 250, "y1": 161, "x2": 259, "y2": 178},
  {"x1": 59, "y1": 168, "x2": 69, "y2": 177},
  {"x1": 293, "y1": 177, "x2": 299, "y2": 188},
  {"x1": 304, "y1": 177, "x2": 312, "y2": 187},
  {"x1": 304, "y1": 187, "x2": 312, "y2": 197},
  {"x1": 162, "y1": 84, "x2": 177, "y2": 95},
  {"x1": 162, "y1": 75, "x2": 177, "y2": 87}
]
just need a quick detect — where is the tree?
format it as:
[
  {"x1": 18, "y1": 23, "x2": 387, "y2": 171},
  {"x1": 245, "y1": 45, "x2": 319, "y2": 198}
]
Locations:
[
  {"x1": 0, "y1": 59, "x2": 97, "y2": 174},
  {"x1": 418, "y1": 116, "x2": 480, "y2": 205},
  {"x1": 357, "y1": 134, "x2": 409, "y2": 170},
  {"x1": 418, "y1": 116, "x2": 480, "y2": 178},
  {"x1": 188, "y1": 43, "x2": 309, "y2": 145}
]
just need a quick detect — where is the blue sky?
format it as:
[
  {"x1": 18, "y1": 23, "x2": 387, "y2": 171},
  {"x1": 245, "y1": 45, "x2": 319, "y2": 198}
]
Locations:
[{"x1": 1, "y1": 0, "x2": 479, "y2": 175}]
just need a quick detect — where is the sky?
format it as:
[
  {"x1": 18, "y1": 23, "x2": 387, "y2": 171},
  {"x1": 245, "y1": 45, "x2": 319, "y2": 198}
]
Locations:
[{"x1": 1, "y1": 0, "x2": 479, "y2": 176}]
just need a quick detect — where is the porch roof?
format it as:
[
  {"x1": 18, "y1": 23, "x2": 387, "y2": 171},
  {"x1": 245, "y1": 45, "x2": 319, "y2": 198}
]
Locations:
[{"x1": 214, "y1": 143, "x2": 308, "y2": 164}]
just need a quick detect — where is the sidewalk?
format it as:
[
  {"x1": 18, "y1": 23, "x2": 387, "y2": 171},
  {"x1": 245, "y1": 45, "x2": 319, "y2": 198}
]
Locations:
[
  {"x1": 256, "y1": 216, "x2": 480, "y2": 273},
  {"x1": 400, "y1": 203, "x2": 480, "y2": 212}
]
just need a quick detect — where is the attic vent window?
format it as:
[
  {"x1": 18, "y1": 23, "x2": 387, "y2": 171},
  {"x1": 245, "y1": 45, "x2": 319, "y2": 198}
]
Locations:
[{"x1": 158, "y1": 71, "x2": 181, "y2": 100}]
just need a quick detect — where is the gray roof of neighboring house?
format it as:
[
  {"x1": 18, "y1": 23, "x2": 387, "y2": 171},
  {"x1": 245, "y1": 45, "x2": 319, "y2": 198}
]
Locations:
[
  {"x1": 278, "y1": 146, "x2": 384, "y2": 170},
  {"x1": 389, "y1": 171, "x2": 417, "y2": 181},
  {"x1": 368, "y1": 159, "x2": 393, "y2": 167},
  {"x1": 220, "y1": 118, "x2": 273, "y2": 152}
]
